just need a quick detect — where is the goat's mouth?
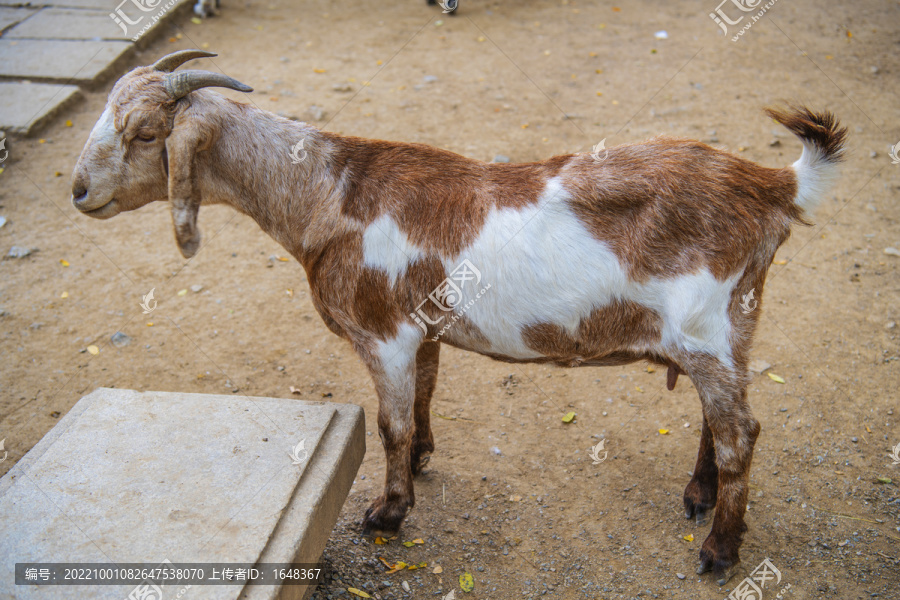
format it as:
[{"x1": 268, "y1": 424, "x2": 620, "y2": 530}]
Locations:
[{"x1": 75, "y1": 198, "x2": 119, "y2": 219}]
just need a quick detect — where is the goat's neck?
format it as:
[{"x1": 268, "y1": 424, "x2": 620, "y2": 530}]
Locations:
[{"x1": 198, "y1": 102, "x2": 345, "y2": 258}]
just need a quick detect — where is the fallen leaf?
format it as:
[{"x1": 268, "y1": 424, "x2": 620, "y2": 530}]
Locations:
[
  {"x1": 313, "y1": 68, "x2": 327, "y2": 73},
  {"x1": 347, "y1": 588, "x2": 371, "y2": 598},
  {"x1": 87, "y1": 345, "x2": 99, "y2": 355},
  {"x1": 374, "y1": 537, "x2": 387, "y2": 545},
  {"x1": 65, "y1": 120, "x2": 73, "y2": 127},
  {"x1": 865, "y1": 425, "x2": 872, "y2": 433},
  {"x1": 59, "y1": 259, "x2": 69, "y2": 267},
  {"x1": 60, "y1": 291, "x2": 68, "y2": 298},
  {"x1": 408, "y1": 562, "x2": 427, "y2": 570},
  {"x1": 636, "y1": 386, "x2": 644, "y2": 392},
  {"x1": 659, "y1": 429, "x2": 669, "y2": 435},
  {"x1": 378, "y1": 557, "x2": 393, "y2": 569},
  {"x1": 289, "y1": 386, "x2": 302, "y2": 395},
  {"x1": 177, "y1": 289, "x2": 188, "y2": 296},
  {"x1": 191, "y1": 17, "x2": 202, "y2": 24},
  {"x1": 412, "y1": 538, "x2": 425, "y2": 544},
  {"x1": 683, "y1": 534, "x2": 694, "y2": 542},
  {"x1": 277, "y1": 256, "x2": 290, "y2": 261},
  {"x1": 773, "y1": 259, "x2": 788, "y2": 265},
  {"x1": 767, "y1": 373, "x2": 786, "y2": 384},
  {"x1": 876, "y1": 477, "x2": 892, "y2": 484},
  {"x1": 562, "y1": 411, "x2": 576, "y2": 423},
  {"x1": 146, "y1": 322, "x2": 153, "y2": 327},
  {"x1": 403, "y1": 541, "x2": 416, "y2": 547},
  {"x1": 432, "y1": 565, "x2": 443, "y2": 574},
  {"x1": 646, "y1": 366, "x2": 655, "y2": 373},
  {"x1": 459, "y1": 572, "x2": 475, "y2": 593},
  {"x1": 385, "y1": 561, "x2": 408, "y2": 574}
]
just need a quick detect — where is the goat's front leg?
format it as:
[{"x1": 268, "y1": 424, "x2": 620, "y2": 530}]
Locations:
[
  {"x1": 687, "y1": 362, "x2": 760, "y2": 586},
  {"x1": 359, "y1": 325, "x2": 423, "y2": 537},
  {"x1": 683, "y1": 414, "x2": 718, "y2": 525},
  {"x1": 411, "y1": 342, "x2": 440, "y2": 475}
]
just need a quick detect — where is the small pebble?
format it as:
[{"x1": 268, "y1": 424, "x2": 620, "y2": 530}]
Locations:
[
  {"x1": 492, "y1": 154, "x2": 510, "y2": 163},
  {"x1": 110, "y1": 331, "x2": 132, "y2": 347},
  {"x1": 423, "y1": 75, "x2": 438, "y2": 83},
  {"x1": 490, "y1": 446, "x2": 502, "y2": 455},
  {"x1": 654, "y1": 30, "x2": 668, "y2": 39},
  {"x1": 883, "y1": 247, "x2": 900, "y2": 257},
  {"x1": 676, "y1": 573, "x2": 686, "y2": 580},
  {"x1": 851, "y1": 437, "x2": 858, "y2": 443},
  {"x1": 7, "y1": 246, "x2": 37, "y2": 258},
  {"x1": 190, "y1": 284, "x2": 203, "y2": 293},
  {"x1": 401, "y1": 580, "x2": 410, "y2": 592}
]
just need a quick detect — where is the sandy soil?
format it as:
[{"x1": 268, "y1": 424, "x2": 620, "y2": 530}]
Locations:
[{"x1": 1, "y1": 0, "x2": 899, "y2": 599}]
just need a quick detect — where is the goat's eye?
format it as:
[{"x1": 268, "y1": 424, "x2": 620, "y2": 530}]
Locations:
[{"x1": 136, "y1": 132, "x2": 156, "y2": 142}]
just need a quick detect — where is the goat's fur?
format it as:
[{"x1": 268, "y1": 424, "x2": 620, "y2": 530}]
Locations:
[{"x1": 71, "y1": 53, "x2": 846, "y2": 586}]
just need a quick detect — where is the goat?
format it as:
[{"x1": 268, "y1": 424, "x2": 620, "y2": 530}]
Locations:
[{"x1": 71, "y1": 50, "x2": 846, "y2": 585}]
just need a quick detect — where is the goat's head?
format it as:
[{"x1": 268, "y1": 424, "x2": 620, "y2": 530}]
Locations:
[{"x1": 71, "y1": 50, "x2": 252, "y2": 257}]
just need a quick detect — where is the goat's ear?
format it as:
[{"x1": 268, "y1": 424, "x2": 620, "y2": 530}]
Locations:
[{"x1": 165, "y1": 117, "x2": 204, "y2": 258}]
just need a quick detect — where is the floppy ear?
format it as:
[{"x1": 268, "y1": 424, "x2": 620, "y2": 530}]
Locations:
[{"x1": 165, "y1": 116, "x2": 205, "y2": 258}]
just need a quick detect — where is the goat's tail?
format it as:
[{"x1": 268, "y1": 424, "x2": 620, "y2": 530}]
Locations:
[{"x1": 764, "y1": 105, "x2": 848, "y2": 217}]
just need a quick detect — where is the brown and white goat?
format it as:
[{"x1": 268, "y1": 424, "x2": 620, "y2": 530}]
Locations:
[{"x1": 71, "y1": 50, "x2": 846, "y2": 584}]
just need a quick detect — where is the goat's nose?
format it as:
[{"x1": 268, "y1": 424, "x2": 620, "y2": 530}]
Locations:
[{"x1": 71, "y1": 182, "x2": 87, "y2": 203}]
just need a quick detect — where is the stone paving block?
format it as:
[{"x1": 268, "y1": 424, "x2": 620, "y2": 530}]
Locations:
[
  {"x1": 0, "y1": 39, "x2": 133, "y2": 84},
  {"x1": 0, "y1": 6, "x2": 36, "y2": 32},
  {"x1": 6, "y1": 8, "x2": 130, "y2": 40},
  {"x1": 0, "y1": 388, "x2": 366, "y2": 600},
  {"x1": 0, "y1": 81, "x2": 80, "y2": 135}
]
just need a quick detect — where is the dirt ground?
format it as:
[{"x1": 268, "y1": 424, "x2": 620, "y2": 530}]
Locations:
[{"x1": 2, "y1": 0, "x2": 899, "y2": 598}]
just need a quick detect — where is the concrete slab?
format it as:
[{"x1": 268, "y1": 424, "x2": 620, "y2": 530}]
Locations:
[
  {"x1": 0, "y1": 6, "x2": 37, "y2": 32},
  {"x1": 6, "y1": 8, "x2": 130, "y2": 40},
  {"x1": 0, "y1": 81, "x2": 80, "y2": 135},
  {"x1": 0, "y1": 39, "x2": 133, "y2": 84},
  {"x1": 0, "y1": 388, "x2": 366, "y2": 600}
]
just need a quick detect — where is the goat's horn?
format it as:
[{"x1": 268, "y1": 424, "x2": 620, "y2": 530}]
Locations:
[
  {"x1": 164, "y1": 70, "x2": 253, "y2": 100},
  {"x1": 152, "y1": 49, "x2": 217, "y2": 73}
]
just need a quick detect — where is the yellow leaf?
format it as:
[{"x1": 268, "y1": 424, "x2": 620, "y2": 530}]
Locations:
[
  {"x1": 433, "y1": 565, "x2": 443, "y2": 574},
  {"x1": 87, "y1": 345, "x2": 99, "y2": 355},
  {"x1": 459, "y1": 572, "x2": 475, "y2": 593},
  {"x1": 767, "y1": 373, "x2": 786, "y2": 384},
  {"x1": 646, "y1": 366, "x2": 655, "y2": 373},
  {"x1": 313, "y1": 68, "x2": 327, "y2": 73},
  {"x1": 65, "y1": 120, "x2": 73, "y2": 127},
  {"x1": 177, "y1": 289, "x2": 188, "y2": 296},
  {"x1": 562, "y1": 411, "x2": 576, "y2": 423},
  {"x1": 773, "y1": 259, "x2": 787, "y2": 265},
  {"x1": 60, "y1": 291, "x2": 68, "y2": 298},
  {"x1": 347, "y1": 588, "x2": 371, "y2": 598},
  {"x1": 277, "y1": 256, "x2": 290, "y2": 261},
  {"x1": 374, "y1": 537, "x2": 387, "y2": 545},
  {"x1": 658, "y1": 429, "x2": 669, "y2": 435},
  {"x1": 385, "y1": 561, "x2": 407, "y2": 574},
  {"x1": 378, "y1": 557, "x2": 393, "y2": 569},
  {"x1": 403, "y1": 541, "x2": 415, "y2": 547},
  {"x1": 60, "y1": 259, "x2": 69, "y2": 267},
  {"x1": 191, "y1": 17, "x2": 202, "y2": 24},
  {"x1": 408, "y1": 562, "x2": 426, "y2": 570},
  {"x1": 146, "y1": 322, "x2": 153, "y2": 327},
  {"x1": 683, "y1": 534, "x2": 694, "y2": 542},
  {"x1": 865, "y1": 425, "x2": 872, "y2": 433},
  {"x1": 636, "y1": 386, "x2": 644, "y2": 392},
  {"x1": 412, "y1": 538, "x2": 425, "y2": 544}
]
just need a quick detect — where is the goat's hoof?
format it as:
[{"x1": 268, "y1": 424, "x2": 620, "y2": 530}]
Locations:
[
  {"x1": 697, "y1": 538, "x2": 741, "y2": 585},
  {"x1": 411, "y1": 451, "x2": 432, "y2": 476},
  {"x1": 362, "y1": 497, "x2": 410, "y2": 538},
  {"x1": 683, "y1": 481, "x2": 716, "y2": 525}
]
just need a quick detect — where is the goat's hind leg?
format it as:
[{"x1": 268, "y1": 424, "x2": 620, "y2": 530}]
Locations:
[
  {"x1": 683, "y1": 414, "x2": 718, "y2": 525},
  {"x1": 685, "y1": 357, "x2": 760, "y2": 586},
  {"x1": 411, "y1": 341, "x2": 440, "y2": 475}
]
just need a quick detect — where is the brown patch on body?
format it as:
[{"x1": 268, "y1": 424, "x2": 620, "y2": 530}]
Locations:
[{"x1": 521, "y1": 300, "x2": 662, "y2": 365}]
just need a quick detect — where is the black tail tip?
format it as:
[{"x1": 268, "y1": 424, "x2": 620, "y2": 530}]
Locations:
[{"x1": 764, "y1": 104, "x2": 848, "y2": 163}]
